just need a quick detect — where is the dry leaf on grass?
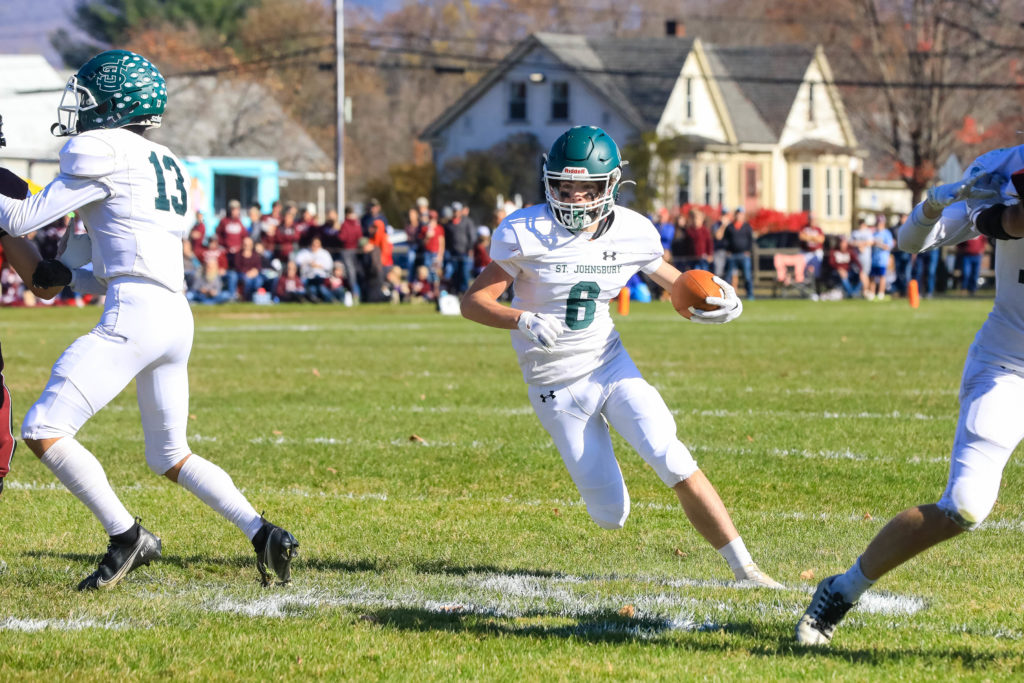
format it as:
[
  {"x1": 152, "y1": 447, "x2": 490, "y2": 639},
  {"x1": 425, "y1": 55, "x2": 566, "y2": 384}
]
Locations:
[
  {"x1": 409, "y1": 434, "x2": 427, "y2": 444},
  {"x1": 617, "y1": 604, "x2": 636, "y2": 618},
  {"x1": 326, "y1": 467, "x2": 337, "y2": 474},
  {"x1": 312, "y1": 368, "x2": 321, "y2": 377},
  {"x1": 800, "y1": 569, "x2": 815, "y2": 580},
  {"x1": 673, "y1": 548, "x2": 686, "y2": 557},
  {"x1": 863, "y1": 512, "x2": 873, "y2": 520}
]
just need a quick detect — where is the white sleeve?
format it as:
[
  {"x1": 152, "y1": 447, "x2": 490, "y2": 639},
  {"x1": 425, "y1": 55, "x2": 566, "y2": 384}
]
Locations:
[
  {"x1": 489, "y1": 220, "x2": 523, "y2": 276},
  {"x1": 897, "y1": 201, "x2": 977, "y2": 253},
  {"x1": 0, "y1": 175, "x2": 109, "y2": 237},
  {"x1": 70, "y1": 266, "x2": 107, "y2": 295}
]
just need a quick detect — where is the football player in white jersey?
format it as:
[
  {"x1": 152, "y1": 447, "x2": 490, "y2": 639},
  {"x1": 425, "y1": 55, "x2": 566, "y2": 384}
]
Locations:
[
  {"x1": 795, "y1": 154, "x2": 1020, "y2": 646},
  {"x1": 462, "y1": 126, "x2": 780, "y2": 587},
  {"x1": 0, "y1": 50, "x2": 298, "y2": 590}
]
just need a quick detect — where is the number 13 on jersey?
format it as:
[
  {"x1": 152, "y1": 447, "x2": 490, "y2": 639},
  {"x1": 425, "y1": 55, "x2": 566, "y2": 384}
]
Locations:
[{"x1": 147, "y1": 151, "x2": 187, "y2": 216}]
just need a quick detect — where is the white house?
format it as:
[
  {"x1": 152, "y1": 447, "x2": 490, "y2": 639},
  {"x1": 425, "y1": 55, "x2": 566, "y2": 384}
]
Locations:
[{"x1": 422, "y1": 32, "x2": 866, "y2": 233}]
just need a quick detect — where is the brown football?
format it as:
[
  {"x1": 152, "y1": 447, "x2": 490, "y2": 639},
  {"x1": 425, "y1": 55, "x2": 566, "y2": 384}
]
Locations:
[{"x1": 671, "y1": 270, "x2": 723, "y2": 319}]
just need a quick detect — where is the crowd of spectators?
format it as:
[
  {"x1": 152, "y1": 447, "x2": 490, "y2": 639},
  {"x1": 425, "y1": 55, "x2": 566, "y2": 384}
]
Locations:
[
  {"x1": 0, "y1": 196, "x2": 993, "y2": 307},
  {"x1": 652, "y1": 204, "x2": 992, "y2": 302}
]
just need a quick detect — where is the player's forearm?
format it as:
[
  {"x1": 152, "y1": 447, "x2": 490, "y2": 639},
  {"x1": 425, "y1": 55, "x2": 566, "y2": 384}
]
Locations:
[
  {"x1": 0, "y1": 176, "x2": 107, "y2": 236},
  {"x1": 0, "y1": 234, "x2": 61, "y2": 299},
  {"x1": 460, "y1": 293, "x2": 519, "y2": 330},
  {"x1": 1001, "y1": 203, "x2": 1024, "y2": 238}
]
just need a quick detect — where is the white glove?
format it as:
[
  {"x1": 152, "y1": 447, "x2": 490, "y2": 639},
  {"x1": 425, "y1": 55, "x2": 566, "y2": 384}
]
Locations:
[
  {"x1": 517, "y1": 311, "x2": 563, "y2": 351},
  {"x1": 688, "y1": 275, "x2": 743, "y2": 325},
  {"x1": 57, "y1": 226, "x2": 92, "y2": 269},
  {"x1": 924, "y1": 173, "x2": 1003, "y2": 213}
]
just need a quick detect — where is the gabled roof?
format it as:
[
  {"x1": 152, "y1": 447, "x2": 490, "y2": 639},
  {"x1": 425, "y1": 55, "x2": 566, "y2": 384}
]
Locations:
[
  {"x1": 422, "y1": 34, "x2": 834, "y2": 150},
  {"x1": 707, "y1": 45, "x2": 814, "y2": 139},
  {"x1": 148, "y1": 76, "x2": 331, "y2": 172}
]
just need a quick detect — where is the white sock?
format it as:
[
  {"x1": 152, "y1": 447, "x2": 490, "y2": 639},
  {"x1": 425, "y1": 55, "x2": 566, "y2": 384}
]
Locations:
[
  {"x1": 717, "y1": 536, "x2": 754, "y2": 577},
  {"x1": 175, "y1": 454, "x2": 263, "y2": 540},
  {"x1": 830, "y1": 557, "x2": 875, "y2": 602},
  {"x1": 40, "y1": 438, "x2": 135, "y2": 536}
]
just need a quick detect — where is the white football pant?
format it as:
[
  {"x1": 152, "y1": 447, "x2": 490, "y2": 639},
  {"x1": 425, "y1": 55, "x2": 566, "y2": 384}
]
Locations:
[
  {"x1": 937, "y1": 349, "x2": 1024, "y2": 529},
  {"x1": 22, "y1": 277, "x2": 193, "y2": 475},
  {"x1": 528, "y1": 349, "x2": 698, "y2": 529}
]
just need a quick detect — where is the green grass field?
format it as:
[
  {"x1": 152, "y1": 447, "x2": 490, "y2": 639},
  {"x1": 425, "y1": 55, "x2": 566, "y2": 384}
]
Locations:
[{"x1": 0, "y1": 297, "x2": 1021, "y2": 680}]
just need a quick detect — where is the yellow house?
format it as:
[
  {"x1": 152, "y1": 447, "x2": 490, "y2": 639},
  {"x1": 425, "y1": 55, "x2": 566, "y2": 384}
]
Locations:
[{"x1": 422, "y1": 32, "x2": 865, "y2": 234}]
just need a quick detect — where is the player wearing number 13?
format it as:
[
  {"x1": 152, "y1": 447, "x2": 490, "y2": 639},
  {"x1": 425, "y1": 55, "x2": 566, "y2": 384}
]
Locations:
[
  {"x1": 0, "y1": 50, "x2": 297, "y2": 590},
  {"x1": 462, "y1": 126, "x2": 778, "y2": 586}
]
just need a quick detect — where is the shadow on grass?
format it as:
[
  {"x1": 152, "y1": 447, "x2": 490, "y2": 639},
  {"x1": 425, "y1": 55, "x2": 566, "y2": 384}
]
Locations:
[
  {"x1": 367, "y1": 607, "x2": 1006, "y2": 667},
  {"x1": 365, "y1": 605, "x2": 762, "y2": 644},
  {"x1": 411, "y1": 559, "x2": 566, "y2": 579}
]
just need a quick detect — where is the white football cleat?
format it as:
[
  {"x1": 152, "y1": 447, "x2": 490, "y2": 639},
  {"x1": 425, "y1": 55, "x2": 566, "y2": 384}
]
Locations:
[
  {"x1": 733, "y1": 563, "x2": 783, "y2": 588},
  {"x1": 795, "y1": 575, "x2": 856, "y2": 645}
]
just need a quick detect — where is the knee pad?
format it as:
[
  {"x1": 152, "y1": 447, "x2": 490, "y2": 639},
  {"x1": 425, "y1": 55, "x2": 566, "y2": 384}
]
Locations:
[
  {"x1": 587, "y1": 499, "x2": 630, "y2": 530},
  {"x1": 938, "y1": 475, "x2": 999, "y2": 530},
  {"x1": 144, "y1": 434, "x2": 190, "y2": 475},
  {"x1": 648, "y1": 440, "x2": 699, "y2": 488},
  {"x1": 580, "y1": 481, "x2": 630, "y2": 530},
  {"x1": 20, "y1": 395, "x2": 77, "y2": 441}
]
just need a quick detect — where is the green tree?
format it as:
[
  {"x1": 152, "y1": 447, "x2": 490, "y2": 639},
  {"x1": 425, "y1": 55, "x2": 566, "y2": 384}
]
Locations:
[{"x1": 437, "y1": 133, "x2": 544, "y2": 221}]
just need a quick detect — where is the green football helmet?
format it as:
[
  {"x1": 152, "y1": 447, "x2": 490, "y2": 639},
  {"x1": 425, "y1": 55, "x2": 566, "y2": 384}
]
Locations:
[
  {"x1": 543, "y1": 125, "x2": 623, "y2": 232},
  {"x1": 53, "y1": 50, "x2": 167, "y2": 137}
]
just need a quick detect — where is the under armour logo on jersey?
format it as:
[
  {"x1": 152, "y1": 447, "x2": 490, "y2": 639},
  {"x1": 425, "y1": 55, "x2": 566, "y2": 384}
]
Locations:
[
  {"x1": 602, "y1": 251, "x2": 617, "y2": 261},
  {"x1": 539, "y1": 391, "x2": 556, "y2": 403}
]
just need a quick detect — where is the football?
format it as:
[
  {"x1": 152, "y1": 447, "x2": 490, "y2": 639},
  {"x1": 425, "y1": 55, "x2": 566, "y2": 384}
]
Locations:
[{"x1": 671, "y1": 270, "x2": 723, "y2": 319}]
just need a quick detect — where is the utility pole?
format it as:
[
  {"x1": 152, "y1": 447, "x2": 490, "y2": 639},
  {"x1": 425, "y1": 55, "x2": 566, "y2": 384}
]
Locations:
[{"x1": 335, "y1": 0, "x2": 345, "y2": 209}]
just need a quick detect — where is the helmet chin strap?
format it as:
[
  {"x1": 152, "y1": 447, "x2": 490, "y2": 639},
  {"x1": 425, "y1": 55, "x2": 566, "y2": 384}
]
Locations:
[{"x1": 51, "y1": 122, "x2": 72, "y2": 137}]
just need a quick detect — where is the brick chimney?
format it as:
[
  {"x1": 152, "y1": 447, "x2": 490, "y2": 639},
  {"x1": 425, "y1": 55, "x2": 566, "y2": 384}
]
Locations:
[{"x1": 665, "y1": 20, "x2": 686, "y2": 37}]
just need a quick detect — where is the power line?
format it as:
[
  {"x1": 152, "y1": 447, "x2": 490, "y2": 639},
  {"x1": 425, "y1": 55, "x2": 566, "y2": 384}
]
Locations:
[{"x1": 162, "y1": 33, "x2": 1024, "y2": 92}]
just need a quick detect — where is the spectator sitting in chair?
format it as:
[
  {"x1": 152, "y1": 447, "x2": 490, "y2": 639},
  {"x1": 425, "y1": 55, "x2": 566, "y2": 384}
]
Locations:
[
  {"x1": 275, "y1": 260, "x2": 306, "y2": 303},
  {"x1": 235, "y1": 236, "x2": 264, "y2": 302},
  {"x1": 294, "y1": 236, "x2": 335, "y2": 302}
]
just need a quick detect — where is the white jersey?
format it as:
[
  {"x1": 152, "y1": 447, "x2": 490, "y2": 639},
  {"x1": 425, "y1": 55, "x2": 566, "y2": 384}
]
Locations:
[
  {"x1": 897, "y1": 143, "x2": 1024, "y2": 371},
  {"x1": 491, "y1": 203, "x2": 663, "y2": 385},
  {"x1": 0, "y1": 128, "x2": 191, "y2": 291}
]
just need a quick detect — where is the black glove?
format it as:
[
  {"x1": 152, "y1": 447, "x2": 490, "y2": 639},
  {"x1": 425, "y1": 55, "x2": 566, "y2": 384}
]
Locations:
[{"x1": 32, "y1": 259, "x2": 72, "y2": 288}]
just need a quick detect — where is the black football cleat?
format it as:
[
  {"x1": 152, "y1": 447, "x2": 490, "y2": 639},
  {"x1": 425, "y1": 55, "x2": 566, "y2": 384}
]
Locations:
[
  {"x1": 252, "y1": 519, "x2": 299, "y2": 587},
  {"x1": 77, "y1": 521, "x2": 162, "y2": 591}
]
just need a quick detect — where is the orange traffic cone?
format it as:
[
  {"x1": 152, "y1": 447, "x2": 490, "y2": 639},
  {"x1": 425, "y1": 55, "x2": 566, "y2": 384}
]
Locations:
[
  {"x1": 908, "y1": 279, "x2": 920, "y2": 309},
  {"x1": 617, "y1": 287, "x2": 630, "y2": 315}
]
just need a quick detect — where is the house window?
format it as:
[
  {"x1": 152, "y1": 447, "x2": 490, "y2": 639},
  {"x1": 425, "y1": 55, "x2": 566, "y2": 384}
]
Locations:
[
  {"x1": 801, "y1": 166, "x2": 813, "y2": 212},
  {"x1": 677, "y1": 161, "x2": 691, "y2": 206},
  {"x1": 702, "y1": 163, "x2": 725, "y2": 207},
  {"x1": 807, "y1": 83, "x2": 815, "y2": 123},
  {"x1": 685, "y1": 77, "x2": 693, "y2": 121},
  {"x1": 509, "y1": 81, "x2": 527, "y2": 121},
  {"x1": 551, "y1": 82, "x2": 569, "y2": 121},
  {"x1": 745, "y1": 166, "x2": 758, "y2": 199}
]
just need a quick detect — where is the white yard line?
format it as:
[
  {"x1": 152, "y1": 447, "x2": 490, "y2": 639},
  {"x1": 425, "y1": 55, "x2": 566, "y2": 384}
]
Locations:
[{"x1": 0, "y1": 616, "x2": 127, "y2": 632}]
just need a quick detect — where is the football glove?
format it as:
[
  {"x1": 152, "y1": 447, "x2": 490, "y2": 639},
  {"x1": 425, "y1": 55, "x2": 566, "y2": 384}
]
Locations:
[
  {"x1": 688, "y1": 275, "x2": 743, "y2": 325},
  {"x1": 924, "y1": 173, "x2": 1002, "y2": 213},
  {"x1": 517, "y1": 311, "x2": 563, "y2": 352},
  {"x1": 32, "y1": 259, "x2": 72, "y2": 289}
]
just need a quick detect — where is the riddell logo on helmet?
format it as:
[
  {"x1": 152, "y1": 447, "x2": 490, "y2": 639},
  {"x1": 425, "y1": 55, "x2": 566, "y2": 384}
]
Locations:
[{"x1": 562, "y1": 167, "x2": 589, "y2": 175}]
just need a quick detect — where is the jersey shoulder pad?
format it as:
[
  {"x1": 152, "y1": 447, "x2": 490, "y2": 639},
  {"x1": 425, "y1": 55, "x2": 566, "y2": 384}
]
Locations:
[
  {"x1": 612, "y1": 206, "x2": 662, "y2": 253},
  {"x1": 489, "y1": 216, "x2": 525, "y2": 261},
  {"x1": 59, "y1": 131, "x2": 117, "y2": 178},
  {"x1": 499, "y1": 205, "x2": 560, "y2": 258}
]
